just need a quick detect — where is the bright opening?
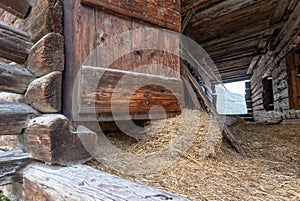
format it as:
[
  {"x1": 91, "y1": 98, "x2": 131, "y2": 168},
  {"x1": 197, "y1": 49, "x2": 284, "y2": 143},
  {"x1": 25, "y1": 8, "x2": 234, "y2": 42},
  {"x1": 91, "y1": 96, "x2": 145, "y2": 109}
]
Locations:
[{"x1": 216, "y1": 81, "x2": 248, "y2": 115}]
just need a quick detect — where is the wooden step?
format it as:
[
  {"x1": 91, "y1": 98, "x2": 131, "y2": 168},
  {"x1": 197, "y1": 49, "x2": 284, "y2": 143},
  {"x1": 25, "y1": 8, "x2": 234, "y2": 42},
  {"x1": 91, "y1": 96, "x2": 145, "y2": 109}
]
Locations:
[
  {"x1": 0, "y1": 21, "x2": 33, "y2": 64},
  {"x1": 0, "y1": 62, "x2": 35, "y2": 94},
  {"x1": 23, "y1": 164, "x2": 190, "y2": 201},
  {"x1": 0, "y1": 101, "x2": 39, "y2": 135},
  {"x1": 0, "y1": 150, "x2": 31, "y2": 186},
  {"x1": 0, "y1": 0, "x2": 32, "y2": 18}
]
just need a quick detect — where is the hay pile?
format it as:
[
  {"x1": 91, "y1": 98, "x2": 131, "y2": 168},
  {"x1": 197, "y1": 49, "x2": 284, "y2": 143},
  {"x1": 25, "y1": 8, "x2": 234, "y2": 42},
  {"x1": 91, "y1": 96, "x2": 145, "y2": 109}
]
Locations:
[{"x1": 87, "y1": 113, "x2": 300, "y2": 200}]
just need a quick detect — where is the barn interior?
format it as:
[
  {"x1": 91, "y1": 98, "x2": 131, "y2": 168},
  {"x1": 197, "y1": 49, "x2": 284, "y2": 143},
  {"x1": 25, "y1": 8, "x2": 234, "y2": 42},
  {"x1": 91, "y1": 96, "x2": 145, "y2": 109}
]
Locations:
[{"x1": 0, "y1": 0, "x2": 299, "y2": 200}]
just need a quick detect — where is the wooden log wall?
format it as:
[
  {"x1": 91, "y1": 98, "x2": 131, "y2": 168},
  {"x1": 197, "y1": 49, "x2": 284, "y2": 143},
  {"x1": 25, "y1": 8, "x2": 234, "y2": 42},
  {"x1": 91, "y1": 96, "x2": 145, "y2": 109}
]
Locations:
[{"x1": 250, "y1": 1, "x2": 300, "y2": 122}]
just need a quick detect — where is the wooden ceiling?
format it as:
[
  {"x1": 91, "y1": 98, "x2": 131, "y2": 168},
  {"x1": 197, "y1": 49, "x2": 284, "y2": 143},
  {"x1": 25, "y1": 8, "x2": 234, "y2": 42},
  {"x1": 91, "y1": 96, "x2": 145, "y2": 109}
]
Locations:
[{"x1": 181, "y1": 0, "x2": 298, "y2": 83}]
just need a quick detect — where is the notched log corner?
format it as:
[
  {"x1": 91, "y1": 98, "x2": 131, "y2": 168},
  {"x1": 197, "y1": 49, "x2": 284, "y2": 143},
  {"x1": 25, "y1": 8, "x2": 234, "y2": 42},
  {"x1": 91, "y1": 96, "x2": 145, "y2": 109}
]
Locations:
[{"x1": 24, "y1": 114, "x2": 98, "y2": 165}]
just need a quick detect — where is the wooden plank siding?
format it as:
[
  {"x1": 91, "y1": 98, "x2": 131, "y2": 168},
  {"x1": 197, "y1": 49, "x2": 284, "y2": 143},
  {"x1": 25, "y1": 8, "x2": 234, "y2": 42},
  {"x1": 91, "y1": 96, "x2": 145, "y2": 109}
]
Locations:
[{"x1": 63, "y1": 0, "x2": 182, "y2": 121}]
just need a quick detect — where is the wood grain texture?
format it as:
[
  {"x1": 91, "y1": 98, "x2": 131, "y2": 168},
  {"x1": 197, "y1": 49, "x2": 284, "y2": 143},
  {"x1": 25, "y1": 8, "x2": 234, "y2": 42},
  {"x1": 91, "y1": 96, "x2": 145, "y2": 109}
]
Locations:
[
  {"x1": 0, "y1": 21, "x2": 33, "y2": 64},
  {"x1": 0, "y1": 92, "x2": 24, "y2": 103},
  {"x1": 23, "y1": 164, "x2": 190, "y2": 201},
  {"x1": 0, "y1": 0, "x2": 32, "y2": 18},
  {"x1": 0, "y1": 135, "x2": 22, "y2": 151},
  {"x1": 81, "y1": 0, "x2": 181, "y2": 32},
  {"x1": 0, "y1": 101, "x2": 39, "y2": 135},
  {"x1": 24, "y1": 115, "x2": 98, "y2": 165},
  {"x1": 0, "y1": 150, "x2": 31, "y2": 185},
  {"x1": 63, "y1": 1, "x2": 182, "y2": 120},
  {"x1": 78, "y1": 66, "x2": 183, "y2": 115},
  {"x1": 25, "y1": 0, "x2": 63, "y2": 42},
  {"x1": 0, "y1": 62, "x2": 35, "y2": 94},
  {"x1": 27, "y1": 33, "x2": 64, "y2": 77},
  {"x1": 25, "y1": 71, "x2": 62, "y2": 113}
]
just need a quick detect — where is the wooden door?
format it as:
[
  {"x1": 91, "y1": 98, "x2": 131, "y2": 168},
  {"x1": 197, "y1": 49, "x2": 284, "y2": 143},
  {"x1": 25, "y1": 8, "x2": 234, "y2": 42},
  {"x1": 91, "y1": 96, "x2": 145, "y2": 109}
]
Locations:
[
  {"x1": 63, "y1": 0, "x2": 183, "y2": 121},
  {"x1": 287, "y1": 51, "x2": 300, "y2": 110}
]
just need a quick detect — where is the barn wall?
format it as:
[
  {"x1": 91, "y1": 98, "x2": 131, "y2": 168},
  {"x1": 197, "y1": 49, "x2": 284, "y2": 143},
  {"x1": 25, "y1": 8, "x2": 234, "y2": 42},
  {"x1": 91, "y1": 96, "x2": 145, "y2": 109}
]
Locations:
[{"x1": 250, "y1": 2, "x2": 300, "y2": 123}]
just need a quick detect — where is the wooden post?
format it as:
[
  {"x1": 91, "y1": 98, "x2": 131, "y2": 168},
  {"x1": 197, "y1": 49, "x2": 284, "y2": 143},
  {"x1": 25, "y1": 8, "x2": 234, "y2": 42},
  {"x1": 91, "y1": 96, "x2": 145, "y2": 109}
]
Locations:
[
  {"x1": 0, "y1": 0, "x2": 32, "y2": 18},
  {"x1": 0, "y1": 22, "x2": 33, "y2": 64}
]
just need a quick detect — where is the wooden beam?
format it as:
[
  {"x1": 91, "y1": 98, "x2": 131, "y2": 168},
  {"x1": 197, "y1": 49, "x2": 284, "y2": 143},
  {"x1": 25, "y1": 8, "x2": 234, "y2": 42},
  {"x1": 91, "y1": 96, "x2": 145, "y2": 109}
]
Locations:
[
  {"x1": 24, "y1": 115, "x2": 97, "y2": 165},
  {"x1": 182, "y1": 10, "x2": 194, "y2": 33},
  {"x1": 247, "y1": 56, "x2": 261, "y2": 74},
  {"x1": 0, "y1": 150, "x2": 31, "y2": 186},
  {"x1": 78, "y1": 66, "x2": 183, "y2": 115},
  {"x1": 81, "y1": 0, "x2": 181, "y2": 32},
  {"x1": 27, "y1": 33, "x2": 64, "y2": 77},
  {"x1": 0, "y1": 22, "x2": 33, "y2": 64},
  {"x1": 0, "y1": 62, "x2": 35, "y2": 94},
  {"x1": 190, "y1": 0, "x2": 269, "y2": 25},
  {"x1": 23, "y1": 164, "x2": 190, "y2": 200},
  {"x1": 0, "y1": 92, "x2": 24, "y2": 103},
  {"x1": 0, "y1": 101, "x2": 39, "y2": 135},
  {"x1": 181, "y1": 0, "x2": 223, "y2": 15},
  {"x1": 25, "y1": 71, "x2": 62, "y2": 113},
  {"x1": 0, "y1": 0, "x2": 32, "y2": 18}
]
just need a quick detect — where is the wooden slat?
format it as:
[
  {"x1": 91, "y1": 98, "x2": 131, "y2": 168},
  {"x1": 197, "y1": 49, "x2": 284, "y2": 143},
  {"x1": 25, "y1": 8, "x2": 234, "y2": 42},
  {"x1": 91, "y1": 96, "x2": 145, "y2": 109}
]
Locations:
[
  {"x1": 0, "y1": 150, "x2": 31, "y2": 186},
  {"x1": 0, "y1": 0, "x2": 32, "y2": 18},
  {"x1": 23, "y1": 164, "x2": 190, "y2": 201},
  {"x1": 78, "y1": 66, "x2": 183, "y2": 115},
  {"x1": 81, "y1": 0, "x2": 181, "y2": 32},
  {"x1": 0, "y1": 62, "x2": 35, "y2": 94},
  {"x1": 0, "y1": 21, "x2": 32, "y2": 64},
  {"x1": 0, "y1": 101, "x2": 39, "y2": 135}
]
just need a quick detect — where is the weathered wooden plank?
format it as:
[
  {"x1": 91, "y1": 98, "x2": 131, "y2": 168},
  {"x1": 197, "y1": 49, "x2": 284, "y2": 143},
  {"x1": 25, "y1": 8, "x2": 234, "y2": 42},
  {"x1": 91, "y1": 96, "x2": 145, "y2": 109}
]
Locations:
[
  {"x1": 0, "y1": 92, "x2": 24, "y2": 103},
  {"x1": 27, "y1": 33, "x2": 64, "y2": 77},
  {"x1": 0, "y1": 62, "x2": 35, "y2": 94},
  {"x1": 0, "y1": 21, "x2": 33, "y2": 64},
  {"x1": 78, "y1": 66, "x2": 183, "y2": 115},
  {"x1": 25, "y1": 71, "x2": 62, "y2": 113},
  {"x1": 0, "y1": 0, "x2": 32, "y2": 18},
  {"x1": 23, "y1": 164, "x2": 190, "y2": 201},
  {"x1": 81, "y1": 0, "x2": 181, "y2": 32},
  {"x1": 0, "y1": 150, "x2": 31, "y2": 185},
  {"x1": 0, "y1": 101, "x2": 39, "y2": 135},
  {"x1": 24, "y1": 114, "x2": 97, "y2": 165}
]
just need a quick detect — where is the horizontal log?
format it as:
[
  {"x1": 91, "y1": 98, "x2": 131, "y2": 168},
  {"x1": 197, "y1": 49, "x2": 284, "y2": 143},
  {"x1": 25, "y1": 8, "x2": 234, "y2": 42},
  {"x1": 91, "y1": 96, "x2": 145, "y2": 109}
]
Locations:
[
  {"x1": 81, "y1": 0, "x2": 181, "y2": 32},
  {"x1": 0, "y1": 0, "x2": 32, "y2": 18},
  {"x1": 0, "y1": 62, "x2": 35, "y2": 94},
  {"x1": 0, "y1": 92, "x2": 24, "y2": 103},
  {"x1": 25, "y1": 71, "x2": 62, "y2": 113},
  {"x1": 0, "y1": 135, "x2": 21, "y2": 151},
  {"x1": 0, "y1": 22, "x2": 33, "y2": 64},
  {"x1": 27, "y1": 33, "x2": 64, "y2": 77},
  {"x1": 78, "y1": 66, "x2": 183, "y2": 116},
  {"x1": 23, "y1": 164, "x2": 190, "y2": 201},
  {"x1": 24, "y1": 114, "x2": 97, "y2": 165},
  {"x1": 0, "y1": 101, "x2": 39, "y2": 135},
  {"x1": 25, "y1": 0, "x2": 63, "y2": 42},
  {"x1": 0, "y1": 150, "x2": 31, "y2": 185}
]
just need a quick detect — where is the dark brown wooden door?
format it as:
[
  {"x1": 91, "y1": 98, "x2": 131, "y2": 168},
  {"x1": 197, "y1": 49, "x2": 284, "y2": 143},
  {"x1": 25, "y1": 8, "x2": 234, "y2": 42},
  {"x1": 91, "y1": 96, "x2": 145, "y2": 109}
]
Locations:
[
  {"x1": 63, "y1": 0, "x2": 183, "y2": 121},
  {"x1": 287, "y1": 51, "x2": 300, "y2": 110}
]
